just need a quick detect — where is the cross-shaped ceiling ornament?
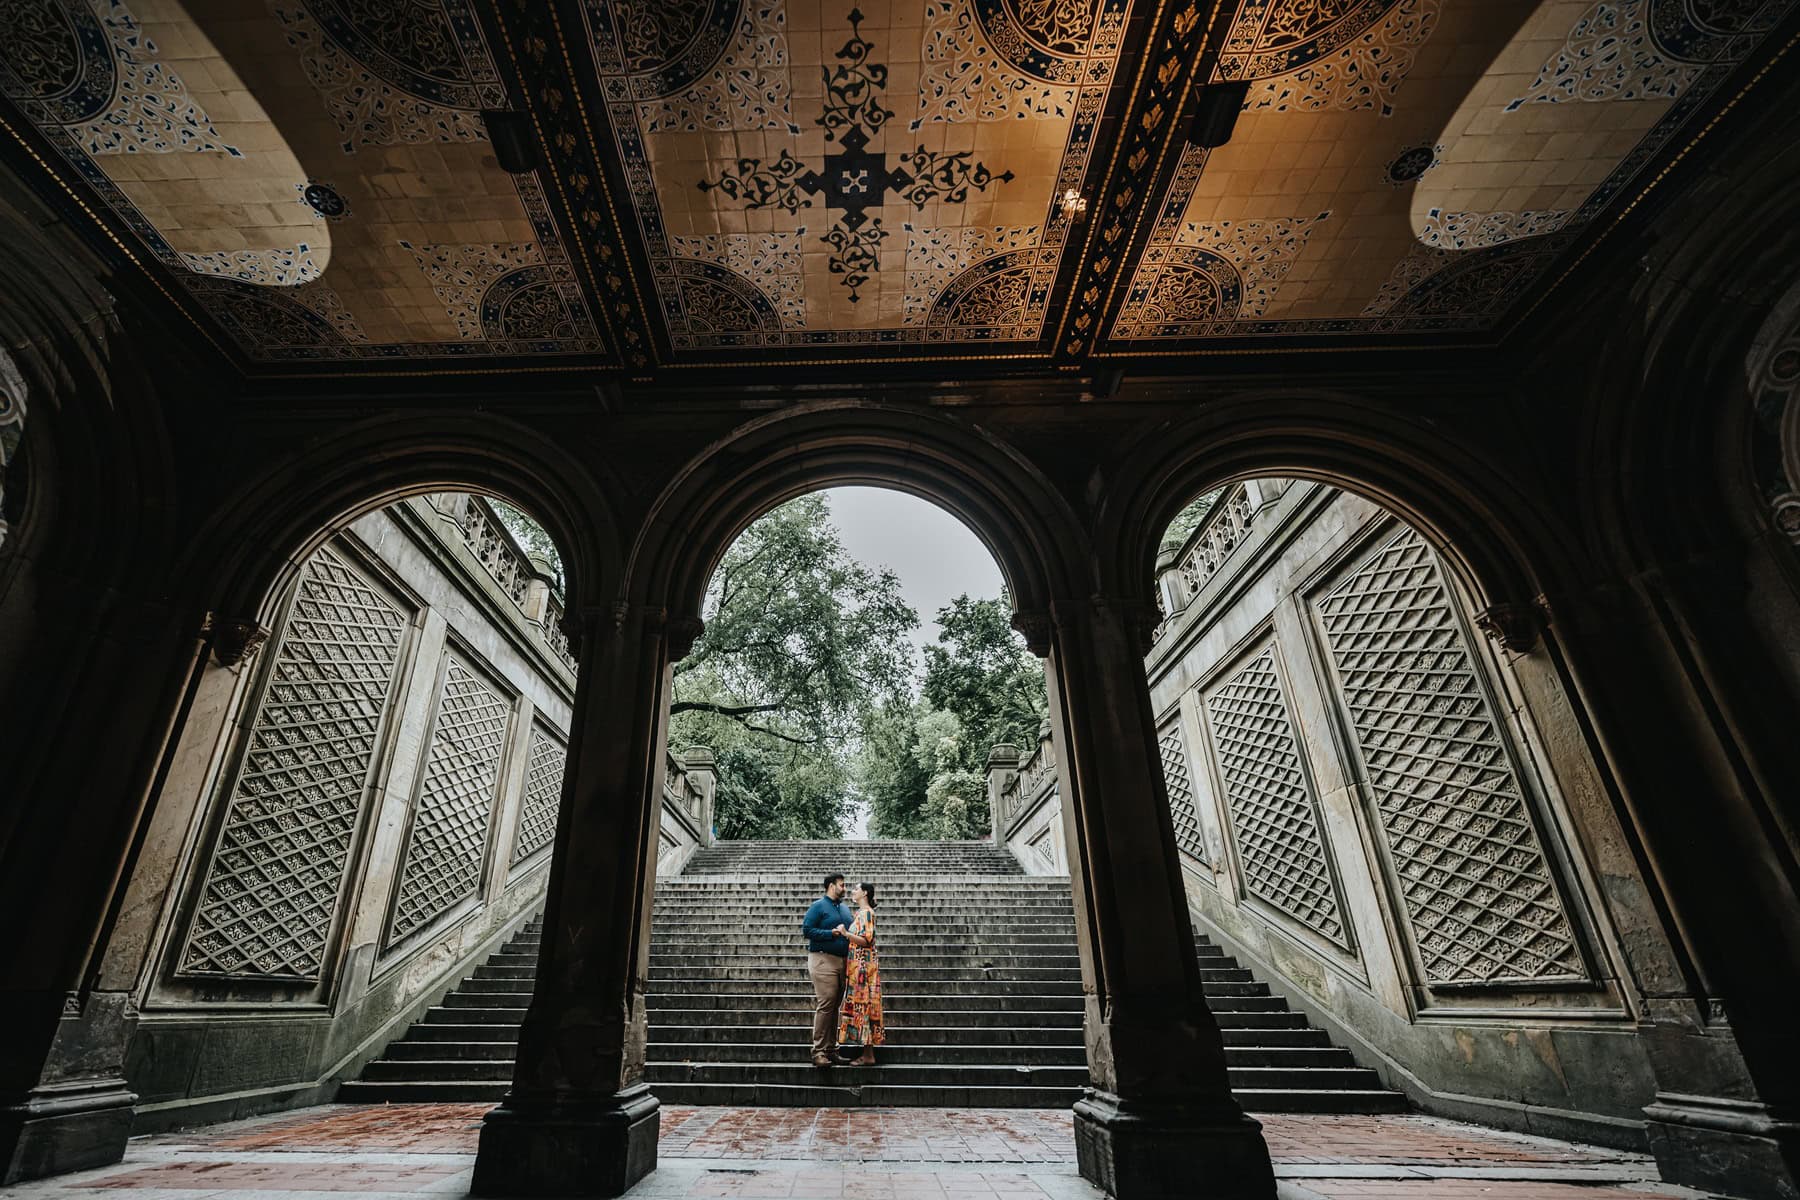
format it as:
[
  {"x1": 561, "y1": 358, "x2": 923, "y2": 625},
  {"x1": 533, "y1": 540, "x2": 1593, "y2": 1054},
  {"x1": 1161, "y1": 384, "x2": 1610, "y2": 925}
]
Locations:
[{"x1": 698, "y1": 9, "x2": 1014, "y2": 302}]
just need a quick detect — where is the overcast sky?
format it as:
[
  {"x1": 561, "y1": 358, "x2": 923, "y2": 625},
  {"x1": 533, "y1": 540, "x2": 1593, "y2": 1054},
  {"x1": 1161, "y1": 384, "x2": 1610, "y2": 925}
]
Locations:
[{"x1": 824, "y1": 486, "x2": 1007, "y2": 665}]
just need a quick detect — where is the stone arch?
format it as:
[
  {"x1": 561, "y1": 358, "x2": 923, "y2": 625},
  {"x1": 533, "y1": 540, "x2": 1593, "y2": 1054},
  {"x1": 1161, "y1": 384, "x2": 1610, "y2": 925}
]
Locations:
[
  {"x1": 625, "y1": 401, "x2": 1085, "y2": 650},
  {"x1": 1096, "y1": 389, "x2": 1567, "y2": 648},
  {"x1": 178, "y1": 410, "x2": 621, "y2": 653}
]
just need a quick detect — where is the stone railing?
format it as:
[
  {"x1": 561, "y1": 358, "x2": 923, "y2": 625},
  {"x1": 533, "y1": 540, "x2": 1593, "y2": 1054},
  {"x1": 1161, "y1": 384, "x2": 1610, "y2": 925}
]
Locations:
[
  {"x1": 658, "y1": 747, "x2": 716, "y2": 877},
  {"x1": 989, "y1": 721, "x2": 1066, "y2": 875},
  {"x1": 1154, "y1": 480, "x2": 1292, "y2": 643},
  {"x1": 428, "y1": 493, "x2": 576, "y2": 673}
]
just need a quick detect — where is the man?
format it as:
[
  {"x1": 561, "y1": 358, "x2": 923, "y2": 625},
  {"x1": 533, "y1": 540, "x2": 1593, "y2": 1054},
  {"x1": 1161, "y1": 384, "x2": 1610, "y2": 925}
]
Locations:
[{"x1": 801, "y1": 872, "x2": 854, "y2": 1067}]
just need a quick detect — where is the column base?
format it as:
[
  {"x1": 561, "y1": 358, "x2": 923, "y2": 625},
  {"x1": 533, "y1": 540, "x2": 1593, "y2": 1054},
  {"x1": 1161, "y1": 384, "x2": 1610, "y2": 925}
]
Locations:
[
  {"x1": 1074, "y1": 1088, "x2": 1275, "y2": 1199},
  {"x1": 471, "y1": 1085, "x2": 659, "y2": 1197},
  {"x1": 1644, "y1": 1095, "x2": 1800, "y2": 1200},
  {"x1": 0, "y1": 1079, "x2": 136, "y2": 1185}
]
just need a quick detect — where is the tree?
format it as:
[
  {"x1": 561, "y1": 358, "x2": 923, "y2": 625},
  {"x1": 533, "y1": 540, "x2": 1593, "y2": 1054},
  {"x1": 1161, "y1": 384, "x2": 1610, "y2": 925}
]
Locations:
[
  {"x1": 920, "y1": 594, "x2": 1048, "y2": 776},
  {"x1": 857, "y1": 698, "x2": 934, "y2": 838},
  {"x1": 861, "y1": 596, "x2": 1049, "y2": 840},
  {"x1": 668, "y1": 494, "x2": 919, "y2": 838}
]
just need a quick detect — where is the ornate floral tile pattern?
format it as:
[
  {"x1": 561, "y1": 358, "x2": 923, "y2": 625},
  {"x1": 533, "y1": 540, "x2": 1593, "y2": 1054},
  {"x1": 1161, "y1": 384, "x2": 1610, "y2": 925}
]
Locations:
[
  {"x1": 585, "y1": 0, "x2": 1127, "y2": 348},
  {"x1": 0, "y1": 0, "x2": 1794, "y2": 368},
  {"x1": 1106, "y1": 0, "x2": 1797, "y2": 346}
]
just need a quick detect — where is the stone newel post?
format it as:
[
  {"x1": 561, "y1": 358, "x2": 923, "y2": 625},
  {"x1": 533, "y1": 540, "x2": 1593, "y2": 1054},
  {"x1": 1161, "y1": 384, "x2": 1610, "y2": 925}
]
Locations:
[
  {"x1": 1041, "y1": 595, "x2": 1275, "y2": 1199},
  {"x1": 680, "y1": 747, "x2": 717, "y2": 848},
  {"x1": 985, "y1": 743, "x2": 1019, "y2": 844}
]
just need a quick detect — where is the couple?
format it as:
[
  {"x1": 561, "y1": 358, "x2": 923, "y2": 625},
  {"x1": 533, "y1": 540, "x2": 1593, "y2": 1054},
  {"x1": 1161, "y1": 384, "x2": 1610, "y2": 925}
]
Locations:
[{"x1": 801, "y1": 873, "x2": 884, "y2": 1068}]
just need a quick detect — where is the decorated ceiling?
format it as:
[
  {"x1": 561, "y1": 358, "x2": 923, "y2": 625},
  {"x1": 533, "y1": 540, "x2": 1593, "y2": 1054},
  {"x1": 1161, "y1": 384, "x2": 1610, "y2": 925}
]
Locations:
[{"x1": 0, "y1": 0, "x2": 1793, "y2": 374}]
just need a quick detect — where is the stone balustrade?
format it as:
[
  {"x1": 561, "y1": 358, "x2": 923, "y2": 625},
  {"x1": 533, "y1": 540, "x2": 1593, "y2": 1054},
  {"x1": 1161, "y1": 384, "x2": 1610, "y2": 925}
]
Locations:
[
  {"x1": 428, "y1": 492, "x2": 576, "y2": 673},
  {"x1": 657, "y1": 747, "x2": 716, "y2": 877},
  {"x1": 988, "y1": 721, "x2": 1066, "y2": 874}
]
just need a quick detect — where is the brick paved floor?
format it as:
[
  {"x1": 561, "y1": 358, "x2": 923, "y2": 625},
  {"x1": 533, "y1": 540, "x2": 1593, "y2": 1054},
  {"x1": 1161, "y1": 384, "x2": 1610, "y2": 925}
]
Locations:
[{"x1": 0, "y1": 1104, "x2": 1712, "y2": 1200}]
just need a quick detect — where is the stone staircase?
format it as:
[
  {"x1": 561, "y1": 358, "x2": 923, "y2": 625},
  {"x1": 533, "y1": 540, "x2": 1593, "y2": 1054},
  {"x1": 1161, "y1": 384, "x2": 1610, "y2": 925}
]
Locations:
[{"x1": 341, "y1": 840, "x2": 1405, "y2": 1111}]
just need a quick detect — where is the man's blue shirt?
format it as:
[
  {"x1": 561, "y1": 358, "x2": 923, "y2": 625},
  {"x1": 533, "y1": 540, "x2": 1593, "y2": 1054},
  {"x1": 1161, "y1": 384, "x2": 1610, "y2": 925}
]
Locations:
[{"x1": 803, "y1": 894, "x2": 853, "y2": 956}]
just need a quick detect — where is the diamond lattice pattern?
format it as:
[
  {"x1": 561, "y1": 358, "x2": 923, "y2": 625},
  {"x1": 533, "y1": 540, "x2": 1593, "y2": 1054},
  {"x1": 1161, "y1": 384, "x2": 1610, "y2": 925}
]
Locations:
[
  {"x1": 1160, "y1": 722, "x2": 1207, "y2": 865},
  {"x1": 1206, "y1": 649, "x2": 1346, "y2": 944},
  {"x1": 388, "y1": 658, "x2": 511, "y2": 941},
  {"x1": 511, "y1": 725, "x2": 566, "y2": 864},
  {"x1": 1316, "y1": 528, "x2": 1581, "y2": 985},
  {"x1": 179, "y1": 546, "x2": 408, "y2": 979}
]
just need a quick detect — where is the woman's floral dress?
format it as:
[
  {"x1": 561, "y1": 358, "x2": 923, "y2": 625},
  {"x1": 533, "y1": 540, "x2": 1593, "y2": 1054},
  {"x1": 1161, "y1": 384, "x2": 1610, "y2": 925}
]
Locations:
[{"x1": 836, "y1": 907, "x2": 885, "y2": 1049}]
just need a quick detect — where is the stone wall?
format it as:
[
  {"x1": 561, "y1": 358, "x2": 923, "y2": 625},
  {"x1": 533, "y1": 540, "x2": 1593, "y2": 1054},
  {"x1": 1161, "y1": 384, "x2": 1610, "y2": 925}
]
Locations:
[
  {"x1": 89, "y1": 495, "x2": 706, "y2": 1132},
  {"x1": 994, "y1": 481, "x2": 1691, "y2": 1149}
]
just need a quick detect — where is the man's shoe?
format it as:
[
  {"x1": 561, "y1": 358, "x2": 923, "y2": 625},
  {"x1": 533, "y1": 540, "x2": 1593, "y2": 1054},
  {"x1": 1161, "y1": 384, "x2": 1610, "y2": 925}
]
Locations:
[{"x1": 811, "y1": 1054, "x2": 832, "y2": 1068}]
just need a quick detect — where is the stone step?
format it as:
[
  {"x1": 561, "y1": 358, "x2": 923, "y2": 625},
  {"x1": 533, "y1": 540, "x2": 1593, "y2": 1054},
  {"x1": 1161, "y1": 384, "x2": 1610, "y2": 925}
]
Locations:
[
  {"x1": 347, "y1": 845, "x2": 1404, "y2": 1116},
  {"x1": 648, "y1": 1043, "x2": 1090, "y2": 1067},
  {"x1": 644, "y1": 1062, "x2": 1091, "y2": 1089},
  {"x1": 646, "y1": 1082, "x2": 1077, "y2": 1108},
  {"x1": 646, "y1": 1008, "x2": 1083, "y2": 1028}
]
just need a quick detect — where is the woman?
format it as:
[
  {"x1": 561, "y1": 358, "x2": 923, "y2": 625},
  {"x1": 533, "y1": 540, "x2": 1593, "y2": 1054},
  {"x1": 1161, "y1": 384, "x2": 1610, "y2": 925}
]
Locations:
[{"x1": 833, "y1": 882, "x2": 884, "y2": 1066}]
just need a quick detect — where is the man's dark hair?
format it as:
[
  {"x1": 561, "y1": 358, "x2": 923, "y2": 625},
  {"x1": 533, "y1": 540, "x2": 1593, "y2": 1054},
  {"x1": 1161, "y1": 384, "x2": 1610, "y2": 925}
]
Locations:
[{"x1": 823, "y1": 873, "x2": 845, "y2": 892}]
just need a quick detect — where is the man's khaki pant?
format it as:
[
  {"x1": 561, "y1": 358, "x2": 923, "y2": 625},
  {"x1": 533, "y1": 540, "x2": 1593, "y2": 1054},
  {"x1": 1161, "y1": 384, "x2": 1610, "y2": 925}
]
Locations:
[{"x1": 808, "y1": 951, "x2": 848, "y2": 1058}]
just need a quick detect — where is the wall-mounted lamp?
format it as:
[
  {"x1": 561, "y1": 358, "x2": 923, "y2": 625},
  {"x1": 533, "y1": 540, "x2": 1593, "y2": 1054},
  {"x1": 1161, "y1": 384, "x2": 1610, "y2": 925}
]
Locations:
[{"x1": 1186, "y1": 80, "x2": 1251, "y2": 149}]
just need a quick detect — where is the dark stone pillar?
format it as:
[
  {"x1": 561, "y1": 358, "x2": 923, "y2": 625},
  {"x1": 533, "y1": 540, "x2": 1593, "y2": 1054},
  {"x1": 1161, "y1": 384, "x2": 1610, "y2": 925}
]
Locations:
[
  {"x1": 1035, "y1": 597, "x2": 1275, "y2": 1199},
  {"x1": 1, "y1": 582, "x2": 199, "y2": 1183},
  {"x1": 472, "y1": 606, "x2": 676, "y2": 1198},
  {"x1": 1550, "y1": 561, "x2": 1800, "y2": 1200}
]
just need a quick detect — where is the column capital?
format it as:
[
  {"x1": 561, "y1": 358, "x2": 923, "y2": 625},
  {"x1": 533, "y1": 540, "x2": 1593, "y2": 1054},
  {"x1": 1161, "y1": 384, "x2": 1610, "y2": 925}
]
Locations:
[
  {"x1": 1473, "y1": 597, "x2": 1549, "y2": 653},
  {"x1": 1010, "y1": 609, "x2": 1055, "y2": 657},
  {"x1": 204, "y1": 615, "x2": 272, "y2": 667}
]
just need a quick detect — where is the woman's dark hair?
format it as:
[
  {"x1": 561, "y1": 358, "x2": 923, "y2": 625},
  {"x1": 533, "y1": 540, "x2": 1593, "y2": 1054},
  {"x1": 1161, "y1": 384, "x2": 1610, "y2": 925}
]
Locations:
[{"x1": 857, "y1": 881, "x2": 877, "y2": 908}]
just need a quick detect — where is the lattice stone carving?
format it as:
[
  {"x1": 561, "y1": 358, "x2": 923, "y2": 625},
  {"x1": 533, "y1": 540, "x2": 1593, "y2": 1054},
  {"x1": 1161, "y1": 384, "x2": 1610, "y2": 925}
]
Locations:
[
  {"x1": 1317, "y1": 528, "x2": 1582, "y2": 985},
  {"x1": 179, "y1": 545, "x2": 407, "y2": 980},
  {"x1": 388, "y1": 658, "x2": 511, "y2": 941},
  {"x1": 1159, "y1": 721, "x2": 1207, "y2": 866},
  {"x1": 511, "y1": 725, "x2": 567, "y2": 864},
  {"x1": 1206, "y1": 650, "x2": 1346, "y2": 944}
]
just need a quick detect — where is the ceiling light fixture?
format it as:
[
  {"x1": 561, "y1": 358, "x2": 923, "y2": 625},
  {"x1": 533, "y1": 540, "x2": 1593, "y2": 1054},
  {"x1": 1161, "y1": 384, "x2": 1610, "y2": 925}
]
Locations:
[
  {"x1": 1060, "y1": 188, "x2": 1089, "y2": 221},
  {"x1": 1186, "y1": 80, "x2": 1251, "y2": 149}
]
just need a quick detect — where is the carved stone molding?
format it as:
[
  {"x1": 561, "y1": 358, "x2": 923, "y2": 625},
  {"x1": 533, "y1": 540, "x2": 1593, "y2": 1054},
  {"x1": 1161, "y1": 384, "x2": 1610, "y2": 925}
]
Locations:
[
  {"x1": 1474, "y1": 599, "x2": 1550, "y2": 653},
  {"x1": 0, "y1": 346, "x2": 24, "y2": 552},
  {"x1": 664, "y1": 615, "x2": 706, "y2": 661},
  {"x1": 206, "y1": 615, "x2": 272, "y2": 667},
  {"x1": 1010, "y1": 609, "x2": 1054, "y2": 657}
]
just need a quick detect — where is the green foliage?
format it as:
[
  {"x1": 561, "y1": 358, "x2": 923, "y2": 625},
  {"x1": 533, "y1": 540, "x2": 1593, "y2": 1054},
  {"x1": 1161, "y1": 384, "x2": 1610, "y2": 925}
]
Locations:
[
  {"x1": 1159, "y1": 488, "x2": 1221, "y2": 554},
  {"x1": 921, "y1": 595, "x2": 1048, "y2": 775},
  {"x1": 862, "y1": 595, "x2": 1047, "y2": 840},
  {"x1": 668, "y1": 494, "x2": 918, "y2": 839},
  {"x1": 856, "y1": 698, "x2": 934, "y2": 840}
]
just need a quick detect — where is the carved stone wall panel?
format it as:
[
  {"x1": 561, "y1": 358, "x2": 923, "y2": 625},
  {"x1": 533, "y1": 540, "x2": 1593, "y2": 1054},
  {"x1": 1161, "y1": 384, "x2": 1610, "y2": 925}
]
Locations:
[
  {"x1": 1205, "y1": 648, "x2": 1346, "y2": 945},
  {"x1": 510, "y1": 725, "x2": 567, "y2": 865},
  {"x1": 1159, "y1": 720, "x2": 1207, "y2": 866},
  {"x1": 387, "y1": 656, "x2": 511, "y2": 942},
  {"x1": 1316, "y1": 527, "x2": 1583, "y2": 986},
  {"x1": 178, "y1": 545, "x2": 409, "y2": 981}
]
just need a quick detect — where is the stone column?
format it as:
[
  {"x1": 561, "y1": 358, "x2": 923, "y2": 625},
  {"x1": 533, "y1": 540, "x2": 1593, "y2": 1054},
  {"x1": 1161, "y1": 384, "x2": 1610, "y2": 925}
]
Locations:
[
  {"x1": 471, "y1": 605, "x2": 685, "y2": 1197},
  {"x1": 1547, "y1": 562, "x2": 1800, "y2": 1198},
  {"x1": 1036, "y1": 597, "x2": 1275, "y2": 1199}
]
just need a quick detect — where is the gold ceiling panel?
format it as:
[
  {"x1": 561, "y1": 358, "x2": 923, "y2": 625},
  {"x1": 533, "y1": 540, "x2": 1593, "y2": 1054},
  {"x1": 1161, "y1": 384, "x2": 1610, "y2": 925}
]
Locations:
[{"x1": 0, "y1": 0, "x2": 1792, "y2": 370}]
